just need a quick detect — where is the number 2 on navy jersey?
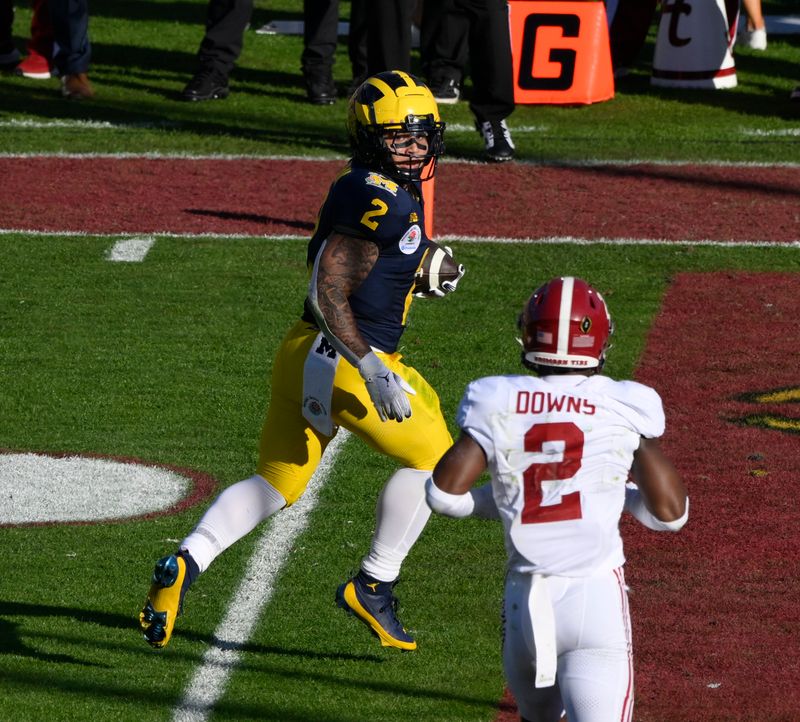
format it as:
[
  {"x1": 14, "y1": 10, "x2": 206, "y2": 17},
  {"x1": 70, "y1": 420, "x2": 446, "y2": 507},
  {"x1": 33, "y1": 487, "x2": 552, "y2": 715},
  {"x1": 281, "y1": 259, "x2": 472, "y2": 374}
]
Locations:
[
  {"x1": 521, "y1": 421, "x2": 584, "y2": 524},
  {"x1": 360, "y1": 198, "x2": 389, "y2": 230}
]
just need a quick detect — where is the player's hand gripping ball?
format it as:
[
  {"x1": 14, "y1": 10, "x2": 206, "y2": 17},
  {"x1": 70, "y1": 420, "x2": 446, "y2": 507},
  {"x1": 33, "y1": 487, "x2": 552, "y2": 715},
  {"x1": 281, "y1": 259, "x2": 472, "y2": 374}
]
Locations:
[{"x1": 413, "y1": 242, "x2": 465, "y2": 298}]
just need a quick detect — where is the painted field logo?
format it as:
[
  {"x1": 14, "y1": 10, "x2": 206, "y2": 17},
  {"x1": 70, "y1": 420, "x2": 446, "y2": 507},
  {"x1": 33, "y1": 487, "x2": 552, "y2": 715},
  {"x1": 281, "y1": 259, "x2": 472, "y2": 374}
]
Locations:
[
  {"x1": 0, "y1": 451, "x2": 216, "y2": 526},
  {"x1": 733, "y1": 387, "x2": 800, "y2": 434}
]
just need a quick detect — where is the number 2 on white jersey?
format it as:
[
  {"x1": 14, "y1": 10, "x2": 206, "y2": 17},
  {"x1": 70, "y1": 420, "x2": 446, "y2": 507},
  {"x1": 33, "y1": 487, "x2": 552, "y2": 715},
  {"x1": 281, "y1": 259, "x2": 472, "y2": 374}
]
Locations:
[{"x1": 521, "y1": 421, "x2": 584, "y2": 524}]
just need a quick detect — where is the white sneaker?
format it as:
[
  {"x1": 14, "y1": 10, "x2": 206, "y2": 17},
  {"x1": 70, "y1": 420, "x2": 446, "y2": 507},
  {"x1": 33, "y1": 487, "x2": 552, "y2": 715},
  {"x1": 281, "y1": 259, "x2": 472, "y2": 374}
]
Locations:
[
  {"x1": 738, "y1": 27, "x2": 767, "y2": 51},
  {"x1": 476, "y1": 119, "x2": 515, "y2": 162}
]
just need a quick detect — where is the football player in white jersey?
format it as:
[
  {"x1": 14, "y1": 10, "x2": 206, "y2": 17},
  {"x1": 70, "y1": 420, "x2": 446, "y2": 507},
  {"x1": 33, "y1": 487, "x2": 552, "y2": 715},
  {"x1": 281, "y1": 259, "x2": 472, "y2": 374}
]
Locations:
[{"x1": 425, "y1": 276, "x2": 688, "y2": 722}]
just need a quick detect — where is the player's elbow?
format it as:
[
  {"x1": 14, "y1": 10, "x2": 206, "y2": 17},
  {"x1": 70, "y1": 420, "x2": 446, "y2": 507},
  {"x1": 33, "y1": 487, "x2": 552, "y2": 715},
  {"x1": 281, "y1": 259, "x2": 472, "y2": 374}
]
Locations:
[
  {"x1": 652, "y1": 495, "x2": 689, "y2": 532},
  {"x1": 425, "y1": 477, "x2": 475, "y2": 518}
]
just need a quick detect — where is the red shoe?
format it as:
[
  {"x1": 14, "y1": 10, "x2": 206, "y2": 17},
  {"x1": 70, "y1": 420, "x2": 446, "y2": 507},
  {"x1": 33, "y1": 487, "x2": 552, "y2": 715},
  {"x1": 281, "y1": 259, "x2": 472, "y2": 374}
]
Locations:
[{"x1": 15, "y1": 49, "x2": 56, "y2": 79}]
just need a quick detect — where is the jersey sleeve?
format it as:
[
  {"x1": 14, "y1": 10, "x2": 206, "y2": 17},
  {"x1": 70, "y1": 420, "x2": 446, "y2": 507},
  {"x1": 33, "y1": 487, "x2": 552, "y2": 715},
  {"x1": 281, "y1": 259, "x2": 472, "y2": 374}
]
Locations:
[
  {"x1": 326, "y1": 170, "x2": 408, "y2": 251},
  {"x1": 456, "y1": 377, "x2": 501, "y2": 465},
  {"x1": 612, "y1": 380, "x2": 666, "y2": 438}
]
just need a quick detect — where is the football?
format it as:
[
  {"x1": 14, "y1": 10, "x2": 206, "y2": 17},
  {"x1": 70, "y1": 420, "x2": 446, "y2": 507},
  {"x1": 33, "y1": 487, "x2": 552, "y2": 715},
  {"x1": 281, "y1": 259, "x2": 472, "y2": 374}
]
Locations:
[{"x1": 413, "y1": 242, "x2": 465, "y2": 297}]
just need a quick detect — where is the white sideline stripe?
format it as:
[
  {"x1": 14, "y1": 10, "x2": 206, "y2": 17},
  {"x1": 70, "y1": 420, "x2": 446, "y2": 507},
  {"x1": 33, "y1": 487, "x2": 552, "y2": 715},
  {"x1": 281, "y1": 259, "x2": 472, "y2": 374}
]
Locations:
[
  {"x1": 106, "y1": 236, "x2": 156, "y2": 262},
  {"x1": 743, "y1": 128, "x2": 800, "y2": 137},
  {"x1": 0, "y1": 150, "x2": 347, "y2": 161},
  {"x1": 1, "y1": 228, "x2": 798, "y2": 248},
  {"x1": 0, "y1": 119, "x2": 179, "y2": 130},
  {"x1": 171, "y1": 429, "x2": 350, "y2": 722},
  {"x1": 439, "y1": 235, "x2": 800, "y2": 248},
  {"x1": 1, "y1": 151, "x2": 799, "y2": 169},
  {"x1": 0, "y1": 119, "x2": 800, "y2": 143}
]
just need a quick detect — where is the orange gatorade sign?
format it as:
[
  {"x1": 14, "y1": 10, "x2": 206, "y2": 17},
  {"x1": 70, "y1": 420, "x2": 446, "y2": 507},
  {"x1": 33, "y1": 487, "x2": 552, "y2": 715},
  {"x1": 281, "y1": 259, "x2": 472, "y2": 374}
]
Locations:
[{"x1": 508, "y1": 0, "x2": 614, "y2": 104}]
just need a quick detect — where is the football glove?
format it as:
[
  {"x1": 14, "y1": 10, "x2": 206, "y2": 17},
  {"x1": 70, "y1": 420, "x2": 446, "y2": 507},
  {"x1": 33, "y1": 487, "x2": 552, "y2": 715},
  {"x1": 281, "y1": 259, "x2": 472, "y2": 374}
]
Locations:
[
  {"x1": 439, "y1": 246, "x2": 465, "y2": 296},
  {"x1": 357, "y1": 351, "x2": 416, "y2": 422}
]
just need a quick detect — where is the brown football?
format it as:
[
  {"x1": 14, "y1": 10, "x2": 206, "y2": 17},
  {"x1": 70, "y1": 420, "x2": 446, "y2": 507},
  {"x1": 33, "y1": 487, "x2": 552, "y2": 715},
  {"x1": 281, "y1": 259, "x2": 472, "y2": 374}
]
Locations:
[{"x1": 413, "y1": 242, "x2": 463, "y2": 297}]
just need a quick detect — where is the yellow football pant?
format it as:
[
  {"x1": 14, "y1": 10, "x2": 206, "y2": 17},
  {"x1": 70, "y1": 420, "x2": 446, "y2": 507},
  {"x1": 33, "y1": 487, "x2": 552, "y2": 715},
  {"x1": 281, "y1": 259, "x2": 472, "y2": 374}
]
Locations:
[{"x1": 256, "y1": 321, "x2": 453, "y2": 504}]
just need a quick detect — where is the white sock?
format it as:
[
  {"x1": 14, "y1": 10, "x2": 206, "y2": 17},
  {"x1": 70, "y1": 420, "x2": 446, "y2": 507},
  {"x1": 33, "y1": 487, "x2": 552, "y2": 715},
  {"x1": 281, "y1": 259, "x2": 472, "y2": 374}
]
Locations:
[
  {"x1": 361, "y1": 468, "x2": 431, "y2": 582},
  {"x1": 180, "y1": 474, "x2": 286, "y2": 573}
]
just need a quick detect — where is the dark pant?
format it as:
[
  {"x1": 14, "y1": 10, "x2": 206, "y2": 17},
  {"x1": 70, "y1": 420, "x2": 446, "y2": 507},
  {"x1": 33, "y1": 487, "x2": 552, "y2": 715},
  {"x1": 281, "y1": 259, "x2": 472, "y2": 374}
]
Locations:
[
  {"x1": 301, "y1": 0, "x2": 367, "y2": 81},
  {"x1": 367, "y1": 0, "x2": 414, "y2": 74},
  {"x1": 49, "y1": 0, "x2": 90, "y2": 74},
  {"x1": 421, "y1": 0, "x2": 469, "y2": 82},
  {"x1": 423, "y1": 0, "x2": 514, "y2": 123},
  {"x1": 302, "y1": 0, "x2": 338, "y2": 75},
  {"x1": 608, "y1": 0, "x2": 657, "y2": 69},
  {"x1": 1, "y1": 0, "x2": 13, "y2": 47},
  {"x1": 197, "y1": 0, "x2": 252, "y2": 75},
  {"x1": 29, "y1": 0, "x2": 55, "y2": 57}
]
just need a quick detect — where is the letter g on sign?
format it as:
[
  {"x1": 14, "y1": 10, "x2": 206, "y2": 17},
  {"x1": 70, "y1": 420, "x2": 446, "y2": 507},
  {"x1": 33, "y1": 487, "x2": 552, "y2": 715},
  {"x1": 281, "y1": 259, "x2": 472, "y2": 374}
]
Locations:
[{"x1": 518, "y1": 13, "x2": 580, "y2": 92}]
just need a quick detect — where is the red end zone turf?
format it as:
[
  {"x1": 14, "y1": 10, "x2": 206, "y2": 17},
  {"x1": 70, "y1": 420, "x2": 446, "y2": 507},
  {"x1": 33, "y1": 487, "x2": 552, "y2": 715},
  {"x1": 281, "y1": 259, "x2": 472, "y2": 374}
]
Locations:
[
  {"x1": 498, "y1": 272, "x2": 799, "y2": 722},
  {"x1": 626, "y1": 272, "x2": 800, "y2": 721},
  {"x1": 1, "y1": 158, "x2": 799, "y2": 242}
]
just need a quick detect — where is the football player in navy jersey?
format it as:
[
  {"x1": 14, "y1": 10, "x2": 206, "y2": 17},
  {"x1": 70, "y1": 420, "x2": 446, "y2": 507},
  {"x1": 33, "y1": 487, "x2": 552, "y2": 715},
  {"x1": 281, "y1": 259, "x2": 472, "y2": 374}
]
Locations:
[{"x1": 140, "y1": 71, "x2": 465, "y2": 652}]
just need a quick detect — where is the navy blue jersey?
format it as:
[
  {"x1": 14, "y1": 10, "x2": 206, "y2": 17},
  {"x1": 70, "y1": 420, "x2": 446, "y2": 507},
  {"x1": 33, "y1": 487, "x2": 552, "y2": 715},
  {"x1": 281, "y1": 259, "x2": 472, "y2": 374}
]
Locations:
[{"x1": 302, "y1": 162, "x2": 431, "y2": 353}]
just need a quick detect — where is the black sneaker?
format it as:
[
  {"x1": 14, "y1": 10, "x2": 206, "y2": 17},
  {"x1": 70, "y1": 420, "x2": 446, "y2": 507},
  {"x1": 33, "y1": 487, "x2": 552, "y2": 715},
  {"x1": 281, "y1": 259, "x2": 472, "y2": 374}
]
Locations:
[
  {"x1": 336, "y1": 572, "x2": 416, "y2": 650},
  {"x1": 429, "y1": 77, "x2": 460, "y2": 105},
  {"x1": 0, "y1": 43, "x2": 21, "y2": 68},
  {"x1": 180, "y1": 67, "x2": 229, "y2": 102},
  {"x1": 305, "y1": 73, "x2": 336, "y2": 105},
  {"x1": 476, "y1": 119, "x2": 515, "y2": 162}
]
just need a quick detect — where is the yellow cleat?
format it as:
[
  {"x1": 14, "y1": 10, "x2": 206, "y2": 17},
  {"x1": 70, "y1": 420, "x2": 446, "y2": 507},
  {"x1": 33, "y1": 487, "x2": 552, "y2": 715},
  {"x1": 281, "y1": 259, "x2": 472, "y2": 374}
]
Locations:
[
  {"x1": 336, "y1": 574, "x2": 417, "y2": 651},
  {"x1": 139, "y1": 554, "x2": 189, "y2": 648}
]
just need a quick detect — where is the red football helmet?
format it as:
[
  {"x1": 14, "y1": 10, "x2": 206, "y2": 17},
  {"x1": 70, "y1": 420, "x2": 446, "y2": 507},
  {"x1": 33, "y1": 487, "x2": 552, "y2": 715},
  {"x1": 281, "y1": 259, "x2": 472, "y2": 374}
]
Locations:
[{"x1": 520, "y1": 276, "x2": 613, "y2": 371}]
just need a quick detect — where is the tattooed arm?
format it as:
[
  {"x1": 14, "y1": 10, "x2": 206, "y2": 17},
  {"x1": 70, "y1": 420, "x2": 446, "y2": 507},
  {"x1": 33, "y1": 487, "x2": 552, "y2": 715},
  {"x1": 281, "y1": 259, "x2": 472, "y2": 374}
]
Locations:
[
  {"x1": 307, "y1": 232, "x2": 415, "y2": 422},
  {"x1": 307, "y1": 232, "x2": 378, "y2": 366}
]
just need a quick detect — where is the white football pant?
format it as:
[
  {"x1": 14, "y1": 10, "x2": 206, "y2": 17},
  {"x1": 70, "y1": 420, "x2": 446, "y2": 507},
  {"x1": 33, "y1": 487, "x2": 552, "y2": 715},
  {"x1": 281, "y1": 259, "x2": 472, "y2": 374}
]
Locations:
[{"x1": 504, "y1": 567, "x2": 634, "y2": 722}]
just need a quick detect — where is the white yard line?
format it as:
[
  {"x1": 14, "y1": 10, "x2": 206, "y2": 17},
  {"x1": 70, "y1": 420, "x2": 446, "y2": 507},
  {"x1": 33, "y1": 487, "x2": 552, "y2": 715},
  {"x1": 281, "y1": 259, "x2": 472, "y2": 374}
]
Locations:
[
  {"x1": 1, "y1": 228, "x2": 798, "y2": 248},
  {"x1": 1, "y1": 150, "x2": 799, "y2": 168},
  {"x1": 106, "y1": 236, "x2": 156, "y2": 262},
  {"x1": 171, "y1": 430, "x2": 350, "y2": 722},
  {"x1": 441, "y1": 235, "x2": 800, "y2": 248}
]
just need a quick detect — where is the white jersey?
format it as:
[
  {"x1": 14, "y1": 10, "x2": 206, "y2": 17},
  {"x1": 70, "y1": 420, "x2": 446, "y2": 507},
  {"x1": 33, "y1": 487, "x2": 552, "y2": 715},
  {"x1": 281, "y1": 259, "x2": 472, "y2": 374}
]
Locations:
[{"x1": 457, "y1": 373, "x2": 664, "y2": 576}]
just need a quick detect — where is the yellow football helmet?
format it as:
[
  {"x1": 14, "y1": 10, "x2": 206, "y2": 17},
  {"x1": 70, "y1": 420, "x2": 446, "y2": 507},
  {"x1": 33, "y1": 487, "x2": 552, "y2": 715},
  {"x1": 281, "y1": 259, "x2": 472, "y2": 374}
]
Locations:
[{"x1": 347, "y1": 70, "x2": 445, "y2": 183}]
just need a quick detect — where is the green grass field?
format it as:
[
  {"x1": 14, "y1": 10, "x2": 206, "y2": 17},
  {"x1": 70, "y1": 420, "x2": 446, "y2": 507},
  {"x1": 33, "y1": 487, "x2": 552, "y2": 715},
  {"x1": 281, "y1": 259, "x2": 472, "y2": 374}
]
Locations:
[
  {"x1": 1, "y1": 238, "x2": 799, "y2": 721},
  {"x1": 1, "y1": 1, "x2": 800, "y2": 720},
  {"x1": 1, "y1": 0, "x2": 799, "y2": 161}
]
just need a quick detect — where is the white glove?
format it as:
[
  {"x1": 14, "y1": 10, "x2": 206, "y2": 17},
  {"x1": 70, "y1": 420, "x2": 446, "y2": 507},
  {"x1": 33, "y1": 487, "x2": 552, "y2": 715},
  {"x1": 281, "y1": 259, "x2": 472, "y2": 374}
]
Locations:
[
  {"x1": 414, "y1": 245, "x2": 466, "y2": 298},
  {"x1": 441, "y1": 263, "x2": 465, "y2": 295},
  {"x1": 357, "y1": 351, "x2": 416, "y2": 422},
  {"x1": 439, "y1": 246, "x2": 465, "y2": 295}
]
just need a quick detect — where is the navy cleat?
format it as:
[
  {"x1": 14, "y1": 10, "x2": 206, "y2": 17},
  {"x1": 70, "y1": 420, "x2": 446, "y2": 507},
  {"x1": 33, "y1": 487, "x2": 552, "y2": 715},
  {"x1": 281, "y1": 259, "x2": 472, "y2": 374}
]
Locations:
[
  {"x1": 139, "y1": 552, "x2": 197, "y2": 648},
  {"x1": 336, "y1": 572, "x2": 417, "y2": 651}
]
